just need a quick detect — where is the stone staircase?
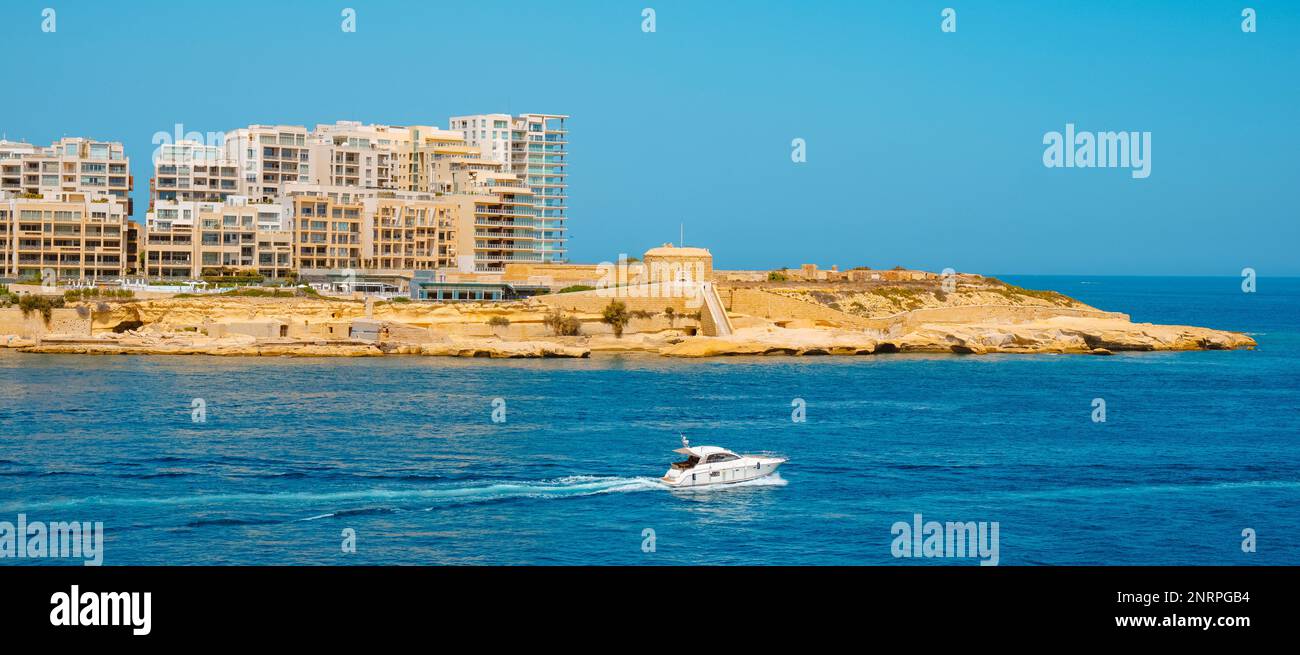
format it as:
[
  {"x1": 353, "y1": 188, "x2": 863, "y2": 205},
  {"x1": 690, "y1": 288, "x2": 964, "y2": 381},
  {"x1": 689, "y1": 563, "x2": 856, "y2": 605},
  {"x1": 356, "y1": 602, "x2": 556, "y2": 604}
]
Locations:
[{"x1": 699, "y1": 282, "x2": 734, "y2": 337}]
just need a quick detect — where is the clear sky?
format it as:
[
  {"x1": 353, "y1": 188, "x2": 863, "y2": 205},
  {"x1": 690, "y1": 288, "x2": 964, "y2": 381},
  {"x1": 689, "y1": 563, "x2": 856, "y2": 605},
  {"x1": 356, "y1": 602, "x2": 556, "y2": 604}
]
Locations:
[{"x1": 1, "y1": 0, "x2": 1295, "y2": 275}]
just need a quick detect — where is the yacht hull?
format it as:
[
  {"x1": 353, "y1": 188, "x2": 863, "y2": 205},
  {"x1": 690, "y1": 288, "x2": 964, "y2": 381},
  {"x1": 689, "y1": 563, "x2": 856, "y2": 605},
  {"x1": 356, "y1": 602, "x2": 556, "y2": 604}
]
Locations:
[{"x1": 661, "y1": 457, "x2": 785, "y2": 488}]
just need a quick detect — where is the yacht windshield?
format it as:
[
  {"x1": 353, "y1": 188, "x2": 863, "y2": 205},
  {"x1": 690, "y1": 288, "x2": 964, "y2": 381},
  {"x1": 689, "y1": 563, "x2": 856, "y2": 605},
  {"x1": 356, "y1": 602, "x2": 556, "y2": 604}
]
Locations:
[{"x1": 671, "y1": 456, "x2": 700, "y2": 470}]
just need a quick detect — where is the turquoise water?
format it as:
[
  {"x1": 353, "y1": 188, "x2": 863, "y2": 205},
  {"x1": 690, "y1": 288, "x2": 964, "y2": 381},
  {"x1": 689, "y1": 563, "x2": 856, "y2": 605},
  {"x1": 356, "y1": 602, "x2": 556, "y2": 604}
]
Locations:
[{"x1": 0, "y1": 276, "x2": 1296, "y2": 565}]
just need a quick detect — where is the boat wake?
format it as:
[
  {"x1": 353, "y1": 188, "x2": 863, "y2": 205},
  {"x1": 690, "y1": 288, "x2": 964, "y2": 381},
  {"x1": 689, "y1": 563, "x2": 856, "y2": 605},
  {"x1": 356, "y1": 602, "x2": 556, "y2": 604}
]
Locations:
[
  {"x1": 2, "y1": 475, "x2": 664, "y2": 516},
  {"x1": 5, "y1": 472, "x2": 790, "y2": 526},
  {"x1": 298, "y1": 475, "x2": 664, "y2": 519}
]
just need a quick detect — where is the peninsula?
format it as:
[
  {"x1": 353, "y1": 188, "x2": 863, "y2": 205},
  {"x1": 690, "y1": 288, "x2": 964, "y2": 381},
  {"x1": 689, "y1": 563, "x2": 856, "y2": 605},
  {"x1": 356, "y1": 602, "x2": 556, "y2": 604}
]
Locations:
[{"x1": 0, "y1": 246, "x2": 1255, "y2": 359}]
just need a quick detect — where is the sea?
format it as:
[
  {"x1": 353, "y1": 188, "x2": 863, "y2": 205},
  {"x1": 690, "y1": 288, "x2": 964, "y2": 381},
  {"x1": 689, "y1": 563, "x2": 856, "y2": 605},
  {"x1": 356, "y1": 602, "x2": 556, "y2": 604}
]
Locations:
[{"x1": 0, "y1": 276, "x2": 1296, "y2": 565}]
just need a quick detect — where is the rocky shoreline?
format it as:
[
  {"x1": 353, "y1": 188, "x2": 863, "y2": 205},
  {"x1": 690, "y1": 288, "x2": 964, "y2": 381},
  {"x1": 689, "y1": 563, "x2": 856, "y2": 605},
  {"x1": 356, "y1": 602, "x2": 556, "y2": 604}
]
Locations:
[
  {"x1": 5, "y1": 315, "x2": 1254, "y2": 359},
  {"x1": 658, "y1": 319, "x2": 1255, "y2": 357},
  {"x1": 0, "y1": 277, "x2": 1257, "y2": 359}
]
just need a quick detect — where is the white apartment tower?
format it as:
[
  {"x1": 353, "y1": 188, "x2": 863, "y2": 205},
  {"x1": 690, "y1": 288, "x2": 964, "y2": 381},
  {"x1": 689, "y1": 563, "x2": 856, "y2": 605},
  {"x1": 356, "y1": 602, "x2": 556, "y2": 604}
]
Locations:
[
  {"x1": 224, "y1": 125, "x2": 312, "y2": 202},
  {"x1": 449, "y1": 113, "x2": 568, "y2": 263}
]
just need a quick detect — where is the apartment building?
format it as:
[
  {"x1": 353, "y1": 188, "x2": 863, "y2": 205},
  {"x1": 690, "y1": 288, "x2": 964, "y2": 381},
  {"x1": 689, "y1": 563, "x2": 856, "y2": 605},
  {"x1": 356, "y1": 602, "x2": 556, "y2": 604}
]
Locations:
[
  {"x1": 449, "y1": 113, "x2": 568, "y2": 263},
  {"x1": 1, "y1": 191, "x2": 129, "y2": 280},
  {"x1": 411, "y1": 141, "x2": 534, "y2": 272},
  {"x1": 155, "y1": 196, "x2": 289, "y2": 232},
  {"x1": 308, "y1": 121, "x2": 420, "y2": 190},
  {"x1": 362, "y1": 193, "x2": 458, "y2": 271},
  {"x1": 282, "y1": 184, "x2": 457, "y2": 273},
  {"x1": 255, "y1": 229, "x2": 295, "y2": 279},
  {"x1": 224, "y1": 125, "x2": 311, "y2": 202},
  {"x1": 126, "y1": 221, "x2": 140, "y2": 275},
  {"x1": 142, "y1": 200, "x2": 294, "y2": 279},
  {"x1": 285, "y1": 187, "x2": 365, "y2": 271},
  {"x1": 150, "y1": 141, "x2": 241, "y2": 209},
  {"x1": 126, "y1": 114, "x2": 569, "y2": 279},
  {"x1": 141, "y1": 218, "x2": 196, "y2": 278},
  {"x1": 0, "y1": 141, "x2": 37, "y2": 194},
  {"x1": 0, "y1": 137, "x2": 133, "y2": 215},
  {"x1": 446, "y1": 172, "x2": 539, "y2": 273}
]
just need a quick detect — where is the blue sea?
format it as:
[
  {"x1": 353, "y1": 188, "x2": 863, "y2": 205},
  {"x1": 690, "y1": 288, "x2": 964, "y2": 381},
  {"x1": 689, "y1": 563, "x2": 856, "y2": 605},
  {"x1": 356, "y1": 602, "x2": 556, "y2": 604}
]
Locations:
[{"x1": 1, "y1": 276, "x2": 1296, "y2": 565}]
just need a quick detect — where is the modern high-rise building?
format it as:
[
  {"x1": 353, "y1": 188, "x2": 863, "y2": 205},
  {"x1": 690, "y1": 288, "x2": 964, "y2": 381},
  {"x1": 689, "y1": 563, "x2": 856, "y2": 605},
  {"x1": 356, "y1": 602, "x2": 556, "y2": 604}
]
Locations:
[{"x1": 449, "y1": 113, "x2": 568, "y2": 263}]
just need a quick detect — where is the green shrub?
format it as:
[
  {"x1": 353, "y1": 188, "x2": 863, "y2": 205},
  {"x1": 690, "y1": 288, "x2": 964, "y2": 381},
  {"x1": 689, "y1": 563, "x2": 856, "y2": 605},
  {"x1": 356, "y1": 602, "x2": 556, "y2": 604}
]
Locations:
[
  {"x1": 543, "y1": 308, "x2": 582, "y2": 336},
  {"x1": 601, "y1": 300, "x2": 630, "y2": 338},
  {"x1": 18, "y1": 294, "x2": 64, "y2": 324},
  {"x1": 61, "y1": 288, "x2": 134, "y2": 301},
  {"x1": 557, "y1": 285, "x2": 596, "y2": 294},
  {"x1": 389, "y1": 296, "x2": 412, "y2": 304},
  {"x1": 767, "y1": 271, "x2": 788, "y2": 282},
  {"x1": 487, "y1": 316, "x2": 511, "y2": 327}
]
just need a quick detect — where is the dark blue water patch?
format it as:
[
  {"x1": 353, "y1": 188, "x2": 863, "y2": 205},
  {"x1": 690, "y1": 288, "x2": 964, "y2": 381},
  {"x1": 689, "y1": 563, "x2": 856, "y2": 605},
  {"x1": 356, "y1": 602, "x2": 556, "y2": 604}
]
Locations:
[
  {"x1": 0, "y1": 276, "x2": 1296, "y2": 565},
  {"x1": 184, "y1": 517, "x2": 284, "y2": 529}
]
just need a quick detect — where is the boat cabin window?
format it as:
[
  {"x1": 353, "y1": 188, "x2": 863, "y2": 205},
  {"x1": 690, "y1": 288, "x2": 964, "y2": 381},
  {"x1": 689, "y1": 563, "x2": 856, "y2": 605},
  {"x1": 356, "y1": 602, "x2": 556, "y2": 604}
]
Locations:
[
  {"x1": 671, "y1": 455, "x2": 700, "y2": 470},
  {"x1": 705, "y1": 453, "x2": 740, "y2": 464}
]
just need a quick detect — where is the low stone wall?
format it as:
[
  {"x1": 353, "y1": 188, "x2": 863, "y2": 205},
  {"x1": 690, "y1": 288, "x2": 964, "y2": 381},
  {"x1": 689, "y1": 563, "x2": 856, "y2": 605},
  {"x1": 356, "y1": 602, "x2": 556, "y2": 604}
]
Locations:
[
  {"x1": 502, "y1": 262, "x2": 605, "y2": 285},
  {"x1": 534, "y1": 285, "x2": 700, "y2": 315},
  {"x1": 0, "y1": 307, "x2": 93, "y2": 338}
]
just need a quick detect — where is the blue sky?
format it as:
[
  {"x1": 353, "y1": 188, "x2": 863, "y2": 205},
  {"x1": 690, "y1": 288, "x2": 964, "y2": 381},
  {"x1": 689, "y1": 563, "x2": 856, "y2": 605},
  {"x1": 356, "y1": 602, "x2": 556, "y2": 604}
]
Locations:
[{"x1": 2, "y1": 0, "x2": 1296, "y2": 275}]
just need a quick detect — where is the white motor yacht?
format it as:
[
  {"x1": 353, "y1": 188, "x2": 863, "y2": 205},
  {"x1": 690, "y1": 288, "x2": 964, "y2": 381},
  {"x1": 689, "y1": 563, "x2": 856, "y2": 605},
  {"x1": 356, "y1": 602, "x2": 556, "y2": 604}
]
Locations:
[{"x1": 661, "y1": 436, "x2": 786, "y2": 488}]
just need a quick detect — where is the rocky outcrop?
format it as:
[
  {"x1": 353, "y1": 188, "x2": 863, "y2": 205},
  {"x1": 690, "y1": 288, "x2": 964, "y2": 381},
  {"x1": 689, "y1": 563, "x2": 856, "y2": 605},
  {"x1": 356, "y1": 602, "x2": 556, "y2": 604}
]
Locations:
[
  {"x1": 14, "y1": 286, "x2": 1255, "y2": 360},
  {"x1": 404, "y1": 340, "x2": 589, "y2": 358},
  {"x1": 17, "y1": 333, "x2": 589, "y2": 358},
  {"x1": 661, "y1": 329, "x2": 878, "y2": 357},
  {"x1": 660, "y1": 318, "x2": 1255, "y2": 358},
  {"x1": 20, "y1": 335, "x2": 384, "y2": 357}
]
